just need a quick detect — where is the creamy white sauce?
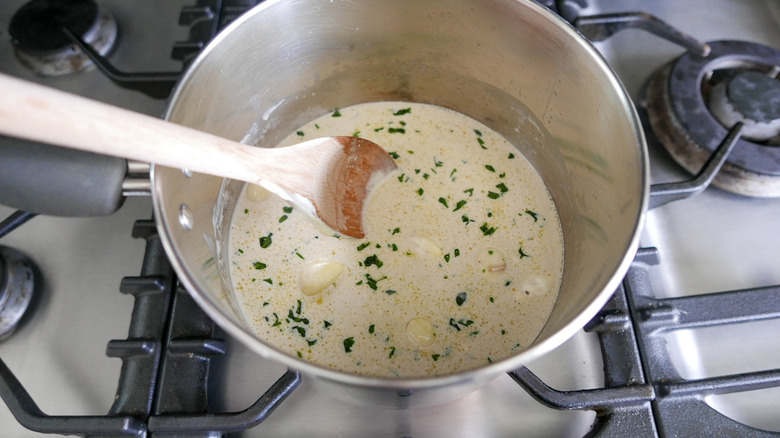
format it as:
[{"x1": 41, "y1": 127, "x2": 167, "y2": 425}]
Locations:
[{"x1": 229, "y1": 102, "x2": 564, "y2": 378}]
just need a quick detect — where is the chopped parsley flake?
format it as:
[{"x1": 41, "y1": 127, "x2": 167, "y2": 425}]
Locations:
[
  {"x1": 263, "y1": 278, "x2": 273, "y2": 284},
  {"x1": 389, "y1": 152, "x2": 400, "y2": 159},
  {"x1": 296, "y1": 130, "x2": 304, "y2": 137},
  {"x1": 332, "y1": 109, "x2": 342, "y2": 117},
  {"x1": 438, "y1": 197, "x2": 449, "y2": 208},
  {"x1": 343, "y1": 337, "x2": 355, "y2": 353},
  {"x1": 391, "y1": 227, "x2": 401, "y2": 235},
  {"x1": 283, "y1": 206, "x2": 293, "y2": 214},
  {"x1": 417, "y1": 188, "x2": 424, "y2": 196},
  {"x1": 464, "y1": 188, "x2": 474, "y2": 196},
  {"x1": 508, "y1": 153, "x2": 515, "y2": 159},
  {"x1": 385, "y1": 289, "x2": 396, "y2": 295},
  {"x1": 388, "y1": 127, "x2": 406, "y2": 134},
  {"x1": 389, "y1": 347, "x2": 396, "y2": 358},
  {"x1": 525, "y1": 210, "x2": 539, "y2": 222},
  {"x1": 487, "y1": 192, "x2": 500, "y2": 199},
  {"x1": 518, "y1": 246, "x2": 530, "y2": 258},
  {"x1": 393, "y1": 108, "x2": 412, "y2": 115},
  {"x1": 456, "y1": 292, "x2": 467, "y2": 306},
  {"x1": 357, "y1": 242, "x2": 371, "y2": 251},
  {"x1": 496, "y1": 183, "x2": 509, "y2": 193},
  {"x1": 432, "y1": 354, "x2": 441, "y2": 361},
  {"x1": 453, "y1": 200, "x2": 467, "y2": 211},
  {"x1": 485, "y1": 165, "x2": 496, "y2": 172},
  {"x1": 259, "y1": 232, "x2": 273, "y2": 248},
  {"x1": 253, "y1": 261, "x2": 267, "y2": 270},
  {"x1": 364, "y1": 254, "x2": 383, "y2": 268},
  {"x1": 480, "y1": 223, "x2": 497, "y2": 236},
  {"x1": 368, "y1": 324, "x2": 375, "y2": 334},
  {"x1": 279, "y1": 215, "x2": 288, "y2": 223}
]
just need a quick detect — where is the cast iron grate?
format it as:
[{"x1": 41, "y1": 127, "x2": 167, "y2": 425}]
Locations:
[{"x1": 509, "y1": 247, "x2": 780, "y2": 437}]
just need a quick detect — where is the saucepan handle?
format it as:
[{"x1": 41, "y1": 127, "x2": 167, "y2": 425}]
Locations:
[{"x1": 0, "y1": 135, "x2": 127, "y2": 216}]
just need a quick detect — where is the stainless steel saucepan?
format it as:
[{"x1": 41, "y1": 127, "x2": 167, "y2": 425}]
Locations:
[{"x1": 9, "y1": 0, "x2": 650, "y2": 408}]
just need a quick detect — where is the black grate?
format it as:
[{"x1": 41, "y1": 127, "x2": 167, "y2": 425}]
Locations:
[{"x1": 509, "y1": 247, "x2": 780, "y2": 437}]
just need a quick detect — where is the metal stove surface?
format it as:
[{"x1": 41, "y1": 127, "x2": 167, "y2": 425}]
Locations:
[{"x1": 0, "y1": 0, "x2": 778, "y2": 436}]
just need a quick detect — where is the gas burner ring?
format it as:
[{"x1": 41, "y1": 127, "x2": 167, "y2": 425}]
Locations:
[
  {"x1": 8, "y1": 0, "x2": 118, "y2": 76},
  {"x1": 0, "y1": 246, "x2": 36, "y2": 340},
  {"x1": 647, "y1": 40, "x2": 780, "y2": 197}
]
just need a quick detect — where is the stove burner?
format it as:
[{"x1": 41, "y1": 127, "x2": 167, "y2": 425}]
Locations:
[
  {"x1": 0, "y1": 246, "x2": 36, "y2": 340},
  {"x1": 646, "y1": 40, "x2": 780, "y2": 197},
  {"x1": 8, "y1": 0, "x2": 118, "y2": 76}
]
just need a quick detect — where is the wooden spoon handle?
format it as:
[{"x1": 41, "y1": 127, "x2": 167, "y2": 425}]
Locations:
[{"x1": 0, "y1": 73, "x2": 298, "y2": 186}]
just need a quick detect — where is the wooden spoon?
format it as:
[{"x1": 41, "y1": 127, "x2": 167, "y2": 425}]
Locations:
[{"x1": 0, "y1": 73, "x2": 397, "y2": 238}]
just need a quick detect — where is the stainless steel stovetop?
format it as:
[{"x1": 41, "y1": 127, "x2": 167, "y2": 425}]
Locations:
[{"x1": 0, "y1": 1, "x2": 779, "y2": 436}]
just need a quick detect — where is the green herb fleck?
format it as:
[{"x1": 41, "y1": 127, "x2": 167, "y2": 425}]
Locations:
[
  {"x1": 496, "y1": 183, "x2": 509, "y2": 193},
  {"x1": 244, "y1": 208, "x2": 249, "y2": 214},
  {"x1": 259, "y1": 232, "x2": 273, "y2": 248},
  {"x1": 480, "y1": 223, "x2": 497, "y2": 236},
  {"x1": 464, "y1": 188, "x2": 474, "y2": 196},
  {"x1": 454, "y1": 248, "x2": 460, "y2": 257},
  {"x1": 525, "y1": 210, "x2": 539, "y2": 222},
  {"x1": 485, "y1": 165, "x2": 496, "y2": 172},
  {"x1": 477, "y1": 137, "x2": 487, "y2": 149},
  {"x1": 462, "y1": 215, "x2": 474, "y2": 225},
  {"x1": 432, "y1": 354, "x2": 441, "y2": 361},
  {"x1": 263, "y1": 278, "x2": 273, "y2": 284},
  {"x1": 391, "y1": 227, "x2": 401, "y2": 235},
  {"x1": 456, "y1": 292, "x2": 467, "y2": 306},
  {"x1": 388, "y1": 151, "x2": 400, "y2": 159},
  {"x1": 292, "y1": 326, "x2": 306, "y2": 337},
  {"x1": 357, "y1": 242, "x2": 371, "y2": 251},
  {"x1": 388, "y1": 127, "x2": 406, "y2": 134},
  {"x1": 364, "y1": 254, "x2": 383, "y2": 268},
  {"x1": 417, "y1": 188, "x2": 424, "y2": 196},
  {"x1": 444, "y1": 253, "x2": 451, "y2": 263},
  {"x1": 518, "y1": 246, "x2": 529, "y2": 258},
  {"x1": 508, "y1": 153, "x2": 515, "y2": 159},
  {"x1": 296, "y1": 130, "x2": 304, "y2": 137},
  {"x1": 283, "y1": 206, "x2": 293, "y2": 214},
  {"x1": 393, "y1": 108, "x2": 412, "y2": 116},
  {"x1": 368, "y1": 324, "x2": 375, "y2": 334},
  {"x1": 453, "y1": 200, "x2": 467, "y2": 211},
  {"x1": 434, "y1": 158, "x2": 444, "y2": 168},
  {"x1": 279, "y1": 215, "x2": 288, "y2": 223},
  {"x1": 385, "y1": 289, "x2": 396, "y2": 295},
  {"x1": 297, "y1": 351, "x2": 303, "y2": 358},
  {"x1": 324, "y1": 320, "x2": 333, "y2": 329},
  {"x1": 253, "y1": 261, "x2": 267, "y2": 270},
  {"x1": 332, "y1": 109, "x2": 342, "y2": 117},
  {"x1": 365, "y1": 273, "x2": 387, "y2": 290},
  {"x1": 389, "y1": 347, "x2": 396, "y2": 358},
  {"x1": 487, "y1": 191, "x2": 500, "y2": 199},
  {"x1": 343, "y1": 337, "x2": 355, "y2": 353},
  {"x1": 296, "y1": 252, "x2": 305, "y2": 259},
  {"x1": 449, "y1": 318, "x2": 461, "y2": 331},
  {"x1": 438, "y1": 197, "x2": 449, "y2": 208}
]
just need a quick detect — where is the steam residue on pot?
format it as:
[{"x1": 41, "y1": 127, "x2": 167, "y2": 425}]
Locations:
[{"x1": 228, "y1": 102, "x2": 564, "y2": 378}]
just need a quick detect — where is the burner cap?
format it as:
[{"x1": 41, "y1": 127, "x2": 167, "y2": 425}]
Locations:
[
  {"x1": 646, "y1": 40, "x2": 780, "y2": 197},
  {"x1": 9, "y1": 0, "x2": 97, "y2": 54},
  {"x1": 8, "y1": 0, "x2": 117, "y2": 76},
  {"x1": 709, "y1": 70, "x2": 780, "y2": 141},
  {"x1": 0, "y1": 246, "x2": 37, "y2": 340}
]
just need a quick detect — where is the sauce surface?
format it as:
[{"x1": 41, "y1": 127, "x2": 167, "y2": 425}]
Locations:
[{"x1": 229, "y1": 102, "x2": 563, "y2": 377}]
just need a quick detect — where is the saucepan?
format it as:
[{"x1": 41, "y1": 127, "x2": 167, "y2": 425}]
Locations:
[{"x1": 7, "y1": 0, "x2": 650, "y2": 408}]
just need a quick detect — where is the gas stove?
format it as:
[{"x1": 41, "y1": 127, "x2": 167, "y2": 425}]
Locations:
[{"x1": 0, "y1": 0, "x2": 779, "y2": 436}]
